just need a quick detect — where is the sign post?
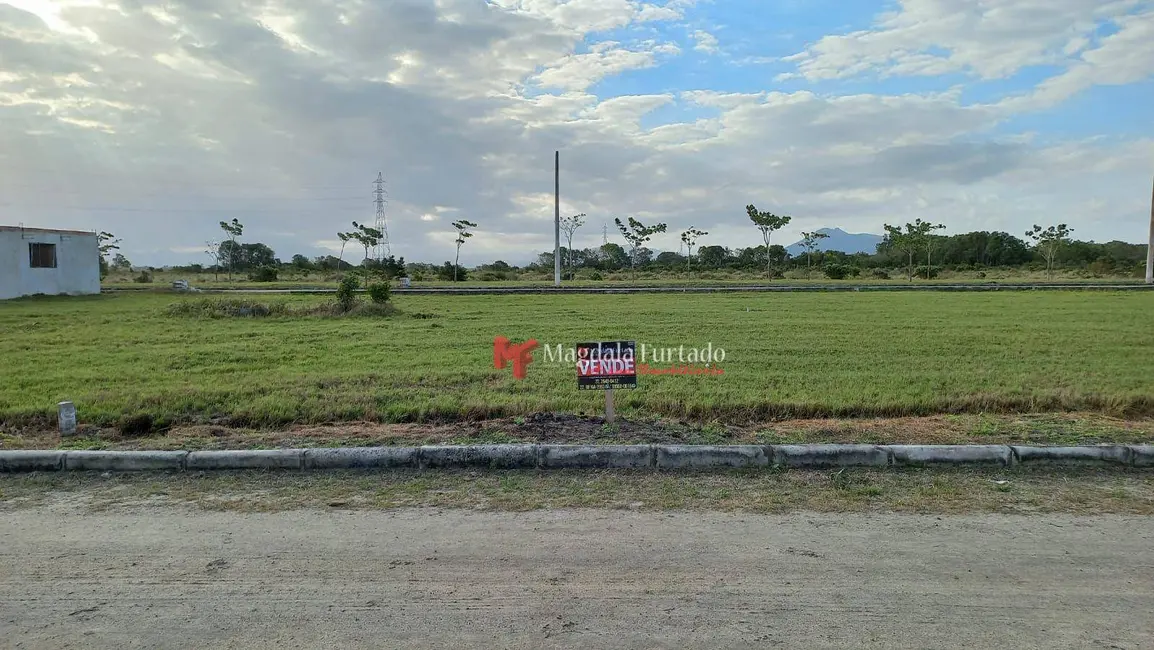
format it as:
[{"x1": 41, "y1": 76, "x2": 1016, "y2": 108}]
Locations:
[{"x1": 576, "y1": 340, "x2": 637, "y2": 424}]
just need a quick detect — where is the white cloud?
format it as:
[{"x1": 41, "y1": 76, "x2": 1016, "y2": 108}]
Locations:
[
  {"x1": 691, "y1": 29, "x2": 719, "y2": 54},
  {"x1": 783, "y1": 0, "x2": 1148, "y2": 81}
]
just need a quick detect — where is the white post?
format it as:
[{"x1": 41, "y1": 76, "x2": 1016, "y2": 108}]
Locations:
[
  {"x1": 554, "y1": 151, "x2": 561, "y2": 287},
  {"x1": 1146, "y1": 174, "x2": 1153, "y2": 285},
  {"x1": 58, "y1": 401, "x2": 77, "y2": 436}
]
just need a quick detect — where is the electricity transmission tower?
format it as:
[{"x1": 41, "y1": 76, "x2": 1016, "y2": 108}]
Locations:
[{"x1": 373, "y1": 172, "x2": 391, "y2": 261}]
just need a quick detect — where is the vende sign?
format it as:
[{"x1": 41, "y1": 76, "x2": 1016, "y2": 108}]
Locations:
[{"x1": 576, "y1": 341, "x2": 638, "y2": 391}]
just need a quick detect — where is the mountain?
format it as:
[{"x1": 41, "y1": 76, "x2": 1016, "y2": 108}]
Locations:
[{"x1": 785, "y1": 228, "x2": 883, "y2": 256}]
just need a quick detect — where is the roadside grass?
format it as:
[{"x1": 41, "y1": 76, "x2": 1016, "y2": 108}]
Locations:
[
  {"x1": 2, "y1": 291, "x2": 1153, "y2": 431},
  {"x1": 2, "y1": 466, "x2": 1152, "y2": 515}
]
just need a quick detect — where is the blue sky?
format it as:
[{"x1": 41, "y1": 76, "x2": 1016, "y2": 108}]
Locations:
[{"x1": 1, "y1": 0, "x2": 1152, "y2": 265}]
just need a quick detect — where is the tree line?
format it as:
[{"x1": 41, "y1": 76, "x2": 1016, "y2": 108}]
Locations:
[{"x1": 100, "y1": 209, "x2": 1148, "y2": 282}]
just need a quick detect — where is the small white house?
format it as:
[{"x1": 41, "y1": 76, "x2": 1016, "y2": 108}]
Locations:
[{"x1": 0, "y1": 226, "x2": 100, "y2": 300}]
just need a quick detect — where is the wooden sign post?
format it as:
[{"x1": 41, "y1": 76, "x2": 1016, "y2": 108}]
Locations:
[{"x1": 576, "y1": 341, "x2": 637, "y2": 424}]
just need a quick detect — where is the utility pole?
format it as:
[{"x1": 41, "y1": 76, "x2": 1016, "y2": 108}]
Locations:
[
  {"x1": 373, "y1": 172, "x2": 390, "y2": 261},
  {"x1": 1147, "y1": 173, "x2": 1153, "y2": 284},
  {"x1": 554, "y1": 151, "x2": 561, "y2": 287},
  {"x1": 602, "y1": 223, "x2": 609, "y2": 245}
]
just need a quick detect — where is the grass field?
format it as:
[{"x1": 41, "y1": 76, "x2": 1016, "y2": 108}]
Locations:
[{"x1": 1, "y1": 291, "x2": 1152, "y2": 431}]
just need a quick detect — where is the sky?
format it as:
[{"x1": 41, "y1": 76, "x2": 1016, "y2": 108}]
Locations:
[{"x1": 1, "y1": 0, "x2": 1152, "y2": 267}]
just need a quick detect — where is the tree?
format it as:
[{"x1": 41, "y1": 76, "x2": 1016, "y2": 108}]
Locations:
[
  {"x1": 746, "y1": 205, "x2": 792, "y2": 278},
  {"x1": 614, "y1": 217, "x2": 667, "y2": 280},
  {"x1": 882, "y1": 219, "x2": 941, "y2": 281},
  {"x1": 336, "y1": 232, "x2": 353, "y2": 270},
  {"x1": 1025, "y1": 224, "x2": 1073, "y2": 279},
  {"x1": 922, "y1": 222, "x2": 947, "y2": 277},
  {"x1": 97, "y1": 231, "x2": 120, "y2": 280},
  {"x1": 451, "y1": 219, "x2": 477, "y2": 282},
  {"x1": 291, "y1": 254, "x2": 313, "y2": 270},
  {"x1": 680, "y1": 227, "x2": 708, "y2": 273},
  {"x1": 799, "y1": 231, "x2": 829, "y2": 279},
  {"x1": 219, "y1": 218, "x2": 243, "y2": 280},
  {"x1": 559, "y1": 213, "x2": 586, "y2": 280},
  {"x1": 697, "y1": 245, "x2": 730, "y2": 269},
  {"x1": 111, "y1": 253, "x2": 132, "y2": 271},
  {"x1": 598, "y1": 243, "x2": 630, "y2": 270},
  {"x1": 204, "y1": 240, "x2": 222, "y2": 280},
  {"x1": 349, "y1": 221, "x2": 383, "y2": 282}
]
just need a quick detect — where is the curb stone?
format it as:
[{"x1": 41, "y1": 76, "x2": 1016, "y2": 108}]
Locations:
[
  {"x1": 773, "y1": 444, "x2": 889, "y2": 468},
  {"x1": 656, "y1": 445, "x2": 768, "y2": 469},
  {"x1": 539, "y1": 445, "x2": 653, "y2": 469},
  {"x1": 887, "y1": 445, "x2": 1013, "y2": 467},
  {"x1": 2, "y1": 445, "x2": 1153, "y2": 473},
  {"x1": 1130, "y1": 445, "x2": 1154, "y2": 467},
  {"x1": 304, "y1": 447, "x2": 418, "y2": 470},
  {"x1": 1013, "y1": 445, "x2": 1131, "y2": 465},
  {"x1": 420, "y1": 445, "x2": 538, "y2": 469},
  {"x1": 64, "y1": 450, "x2": 187, "y2": 471},
  {"x1": 0, "y1": 450, "x2": 65, "y2": 472},
  {"x1": 186, "y1": 449, "x2": 304, "y2": 470}
]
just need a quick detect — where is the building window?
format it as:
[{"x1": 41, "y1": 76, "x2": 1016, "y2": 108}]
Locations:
[{"x1": 29, "y1": 243, "x2": 57, "y2": 268}]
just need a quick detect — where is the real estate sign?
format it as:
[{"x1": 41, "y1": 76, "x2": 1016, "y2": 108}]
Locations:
[{"x1": 576, "y1": 340, "x2": 637, "y2": 391}]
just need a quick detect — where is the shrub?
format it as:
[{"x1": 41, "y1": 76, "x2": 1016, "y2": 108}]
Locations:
[
  {"x1": 336, "y1": 275, "x2": 361, "y2": 312},
  {"x1": 588, "y1": 271, "x2": 604, "y2": 281},
  {"x1": 822, "y1": 264, "x2": 858, "y2": 280},
  {"x1": 914, "y1": 265, "x2": 941, "y2": 279},
  {"x1": 976, "y1": 271, "x2": 987, "y2": 279},
  {"x1": 478, "y1": 271, "x2": 507, "y2": 281},
  {"x1": 248, "y1": 266, "x2": 279, "y2": 282},
  {"x1": 133, "y1": 269, "x2": 153, "y2": 283},
  {"x1": 437, "y1": 263, "x2": 468, "y2": 282},
  {"x1": 871, "y1": 269, "x2": 890, "y2": 280},
  {"x1": 366, "y1": 282, "x2": 391, "y2": 304}
]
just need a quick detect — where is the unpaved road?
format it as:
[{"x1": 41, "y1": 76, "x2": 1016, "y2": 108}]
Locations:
[{"x1": 1, "y1": 509, "x2": 1152, "y2": 649}]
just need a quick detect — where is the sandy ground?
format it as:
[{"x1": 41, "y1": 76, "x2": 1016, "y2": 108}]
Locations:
[{"x1": 0, "y1": 508, "x2": 1152, "y2": 649}]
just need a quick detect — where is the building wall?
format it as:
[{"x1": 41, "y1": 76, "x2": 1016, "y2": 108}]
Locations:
[{"x1": 0, "y1": 230, "x2": 100, "y2": 300}]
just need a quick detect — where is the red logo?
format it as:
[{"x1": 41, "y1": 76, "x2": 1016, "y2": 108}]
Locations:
[{"x1": 494, "y1": 336, "x2": 539, "y2": 380}]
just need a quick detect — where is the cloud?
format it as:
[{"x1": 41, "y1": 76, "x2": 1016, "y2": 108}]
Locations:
[
  {"x1": 782, "y1": 0, "x2": 1148, "y2": 81},
  {"x1": 692, "y1": 29, "x2": 719, "y2": 54},
  {"x1": 0, "y1": 0, "x2": 1150, "y2": 268}
]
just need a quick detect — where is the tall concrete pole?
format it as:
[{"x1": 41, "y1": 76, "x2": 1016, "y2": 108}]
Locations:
[
  {"x1": 1147, "y1": 174, "x2": 1153, "y2": 284},
  {"x1": 554, "y1": 151, "x2": 561, "y2": 287}
]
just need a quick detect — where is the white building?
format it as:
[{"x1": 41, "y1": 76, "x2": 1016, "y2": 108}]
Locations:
[{"x1": 0, "y1": 226, "x2": 101, "y2": 300}]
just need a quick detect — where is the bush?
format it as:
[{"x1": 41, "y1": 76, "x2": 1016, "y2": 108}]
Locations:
[
  {"x1": 133, "y1": 269, "x2": 153, "y2": 284},
  {"x1": 976, "y1": 271, "x2": 987, "y2": 279},
  {"x1": 871, "y1": 269, "x2": 890, "y2": 280},
  {"x1": 436, "y1": 262, "x2": 468, "y2": 282},
  {"x1": 914, "y1": 265, "x2": 941, "y2": 279},
  {"x1": 336, "y1": 275, "x2": 361, "y2": 312},
  {"x1": 366, "y1": 282, "x2": 391, "y2": 304},
  {"x1": 822, "y1": 264, "x2": 859, "y2": 280},
  {"x1": 588, "y1": 271, "x2": 604, "y2": 281},
  {"x1": 248, "y1": 266, "x2": 279, "y2": 282},
  {"x1": 478, "y1": 271, "x2": 507, "y2": 281}
]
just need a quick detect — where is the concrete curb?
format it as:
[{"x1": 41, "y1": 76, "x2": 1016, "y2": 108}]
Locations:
[{"x1": 3, "y1": 444, "x2": 1154, "y2": 473}]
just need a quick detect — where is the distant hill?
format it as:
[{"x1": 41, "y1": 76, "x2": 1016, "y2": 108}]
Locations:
[{"x1": 785, "y1": 228, "x2": 883, "y2": 256}]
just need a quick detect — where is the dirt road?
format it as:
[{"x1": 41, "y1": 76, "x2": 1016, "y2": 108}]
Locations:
[{"x1": 1, "y1": 508, "x2": 1152, "y2": 649}]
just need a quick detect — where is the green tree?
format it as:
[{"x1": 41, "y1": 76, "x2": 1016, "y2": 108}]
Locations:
[
  {"x1": 680, "y1": 227, "x2": 708, "y2": 274},
  {"x1": 883, "y1": 219, "x2": 941, "y2": 281},
  {"x1": 451, "y1": 219, "x2": 477, "y2": 282},
  {"x1": 1025, "y1": 224, "x2": 1073, "y2": 279},
  {"x1": 559, "y1": 213, "x2": 586, "y2": 280},
  {"x1": 350, "y1": 221, "x2": 383, "y2": 283},
  {"x1": 746, "y1": 205, "x2": 792, "y2": 278},
  {"x1": 97, "y1": 231, "x2": 120, "y2": 280},
  {"x1": 111, "y1": 253, "x2": 132, "y2": 271},
  {"x1": 614, "y1": 217, "x2": 667, "y2": 281},
  {"x1": 799, "y1": 231, "x2": 829, "y2": 279},
  {"x1": 218, "y1": 218, "x2": 243, "y2": 280}
]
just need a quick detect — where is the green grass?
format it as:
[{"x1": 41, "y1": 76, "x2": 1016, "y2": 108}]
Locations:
[{"x1": 1, "y1": 291, "x2": 1152, "y2": 429}]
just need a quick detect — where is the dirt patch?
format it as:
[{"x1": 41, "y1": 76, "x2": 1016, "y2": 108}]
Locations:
[{"x1": 3, "y1": 412, "x2": 1153, "y2": 451}]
